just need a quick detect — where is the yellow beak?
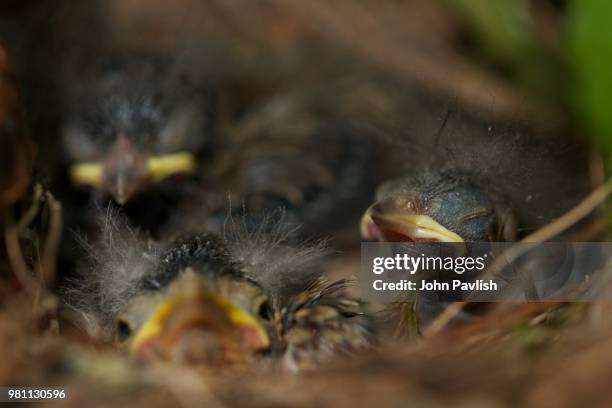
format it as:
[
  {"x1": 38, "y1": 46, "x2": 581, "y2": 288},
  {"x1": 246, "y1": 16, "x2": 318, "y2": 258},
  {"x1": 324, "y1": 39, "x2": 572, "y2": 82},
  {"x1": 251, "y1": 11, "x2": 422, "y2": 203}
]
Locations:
[
  {"x1": 69, "y1": 152, "x2": 197, "y2": 201},
  {"x1": 361, "y1": 207, "x2": 464, "y2": 243},
  {"x1": 129, "y1": 284, "x2": 270, "y2": 356}
]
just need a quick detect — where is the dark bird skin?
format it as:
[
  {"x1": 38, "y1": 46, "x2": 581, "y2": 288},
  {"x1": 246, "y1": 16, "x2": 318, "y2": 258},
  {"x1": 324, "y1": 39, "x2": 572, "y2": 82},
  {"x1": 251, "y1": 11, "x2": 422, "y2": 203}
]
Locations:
[
  {"x1": 64, "y1": 211, "x2": 372, "y2": 370},
  {"x1": 361, "y1": 170, "x2": 517, "y2": 244},
  {"x1": 360, "y1": 170, "x2": 517, "y2": 328}
]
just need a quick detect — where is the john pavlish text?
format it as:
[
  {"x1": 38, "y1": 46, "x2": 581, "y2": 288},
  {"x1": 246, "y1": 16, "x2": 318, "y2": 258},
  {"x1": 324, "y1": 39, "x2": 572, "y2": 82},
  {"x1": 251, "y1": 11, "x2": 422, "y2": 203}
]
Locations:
[{"x1": 373, "y1": 279, "x2": 498, "y2": 292}]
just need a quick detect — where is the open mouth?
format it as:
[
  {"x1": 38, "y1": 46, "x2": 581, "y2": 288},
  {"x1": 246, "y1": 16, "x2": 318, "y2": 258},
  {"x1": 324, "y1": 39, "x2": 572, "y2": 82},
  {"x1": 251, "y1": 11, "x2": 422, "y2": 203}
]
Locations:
[
  {"x1": 360, "y1": 207, "x2": 464, "y2": 243},
  {"x1": 127, "y1": 276, "x2": 270, "y2": 363}
]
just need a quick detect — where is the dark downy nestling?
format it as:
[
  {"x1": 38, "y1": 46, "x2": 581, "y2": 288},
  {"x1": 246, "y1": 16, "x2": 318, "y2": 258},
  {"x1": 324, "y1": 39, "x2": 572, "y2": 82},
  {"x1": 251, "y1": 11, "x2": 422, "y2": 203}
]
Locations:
[
  {"x1": 37, "y1": 2, "x2": 381, "y2": 243},
  {"x1": 58, "y1": 53, "x2": 377, "y2": 243},
  {"x1": 62, "y1": 56, "x2": 215, "y2": 205},
  {"x1": 360, "y1": 114, "x2": 594, "y2": 328},
  {"x1": 361, "y1": 170, "x2": 517, "y2": 244},
  {"x1": 63, "y1": 210, "x2": 372, "y2": 370},
  {"x1": 191, "y1": 93, "x2": 377, "y2": 241},
  {"x1": 360, "y1": 169, "x2": 516, "y2": 328}
]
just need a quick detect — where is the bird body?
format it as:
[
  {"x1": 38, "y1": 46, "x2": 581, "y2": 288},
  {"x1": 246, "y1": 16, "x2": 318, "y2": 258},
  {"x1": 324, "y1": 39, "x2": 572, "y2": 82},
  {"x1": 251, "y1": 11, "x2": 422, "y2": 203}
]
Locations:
[
  {"x1": 193, "y1": 93, "x2": 377, "y2": 241},
  {"x1": 64, "y1": 210, "x2": 372, "y2": 370}
]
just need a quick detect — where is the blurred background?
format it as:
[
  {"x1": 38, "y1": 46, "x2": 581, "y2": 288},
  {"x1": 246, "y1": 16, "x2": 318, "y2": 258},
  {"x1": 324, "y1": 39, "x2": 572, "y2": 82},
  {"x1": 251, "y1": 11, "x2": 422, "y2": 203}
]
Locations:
[{"x1": 1, "y1": 1, "x2": 612, "y2": 406}]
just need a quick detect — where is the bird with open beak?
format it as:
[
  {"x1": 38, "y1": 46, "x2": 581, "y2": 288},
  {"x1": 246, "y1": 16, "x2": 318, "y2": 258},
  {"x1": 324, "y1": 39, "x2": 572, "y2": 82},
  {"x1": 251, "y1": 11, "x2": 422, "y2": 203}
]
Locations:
[
  {"x1": 361, "y1": 170, "x2": 517, "y2": 244},
  {"x1": 360, "y1": 170, "x2": 519, "y2": 329},
  {"x1": 63, "y1": 56, "x2": 214, "y2": 205},
  {"x1": 116, "y1": 235, "x2": 272, "y2": 366},
  {"x1": 63, "y1": 210, "x2": 371, "y2": 370}
]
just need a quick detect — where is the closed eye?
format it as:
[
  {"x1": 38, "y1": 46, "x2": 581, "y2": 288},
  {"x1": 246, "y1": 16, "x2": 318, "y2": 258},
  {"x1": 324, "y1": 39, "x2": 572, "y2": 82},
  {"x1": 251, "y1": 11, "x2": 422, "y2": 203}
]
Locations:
[{"x1": 457, "y1": 208, "x2": 492, "y2": 224}]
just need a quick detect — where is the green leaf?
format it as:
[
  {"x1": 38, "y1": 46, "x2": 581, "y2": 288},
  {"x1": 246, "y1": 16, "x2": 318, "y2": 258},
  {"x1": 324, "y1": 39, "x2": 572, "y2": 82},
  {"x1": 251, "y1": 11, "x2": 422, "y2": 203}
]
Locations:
[
  {"x1": 567, "y1": 0, "x2": 612, "y2": 151},
  {"x1": 448, "y1": 0, "x2": 563, "y2": 98}
]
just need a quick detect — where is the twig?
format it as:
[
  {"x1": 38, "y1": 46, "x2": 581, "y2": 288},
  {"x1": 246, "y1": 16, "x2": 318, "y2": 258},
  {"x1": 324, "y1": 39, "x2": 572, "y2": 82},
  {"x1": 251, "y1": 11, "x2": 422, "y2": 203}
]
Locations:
[
  {"x1": 567, "y1": 217, "x2": 608, "y2": 241},
  {"x1": 4, "y1": 187, "x2": 63, "y2": 317},
  {"x1": 34, "y1": 192, "x2": 62, "y2": 311},
  {"x1": 284, "y1": 0, "x2": 564, "y2": 130},
  {"x1": 423, "y1": 301, "x2": 466, "y2": 337},
  {"x1": 16, "y1": 183, "x2": 43, "y2": 231},
  {"x1": 521, "y1": 179, "x2": 612, "y2": 243},
  {"x1": 3, "y1": 209, "x2": 36, "y2": 295},
  {"x1": 37, "y1": 192, "x2": 62, "y2": 288}
]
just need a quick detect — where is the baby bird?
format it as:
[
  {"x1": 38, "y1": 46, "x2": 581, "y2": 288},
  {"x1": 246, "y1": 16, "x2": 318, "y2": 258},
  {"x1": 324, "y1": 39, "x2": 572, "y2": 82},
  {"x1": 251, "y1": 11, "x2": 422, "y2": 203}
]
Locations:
[
  {"x1": 361, "y1": 165, "x2": 598, "y2": 330},
  {"x1": 62, "y1": 55, "x2": 215, "y2": 205},
  {"x1": 360, "y1": 170, "x2": 519, "y2": 329},
  {"x1": 60, "y1": 54, "x2": 376, "y2": 243},
  {"x1": 64, "y1": 210, "x2": 371, "y2": 370},
  {"x1": 361, "y1": 170, "x2": 517, "y2": 243},
  {"x1": 199, "y1": 94, "x2": 377, "y2": 241}
]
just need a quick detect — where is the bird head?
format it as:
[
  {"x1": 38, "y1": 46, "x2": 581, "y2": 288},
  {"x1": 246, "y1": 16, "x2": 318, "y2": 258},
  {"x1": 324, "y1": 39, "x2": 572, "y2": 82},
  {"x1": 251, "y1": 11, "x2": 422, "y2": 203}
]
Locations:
[
  {"x1": 101, "y1": 231, "x2": 273, "y2": 365},
  {"x1": 361, "y1": 171, "x2": 516, "y2": 242},
  {"x1": 64, "y1": 57, "x2": 213, "y2": 204},
  {"x1": 117, "y1": 270, "x2": 271, "y2": 365}
]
